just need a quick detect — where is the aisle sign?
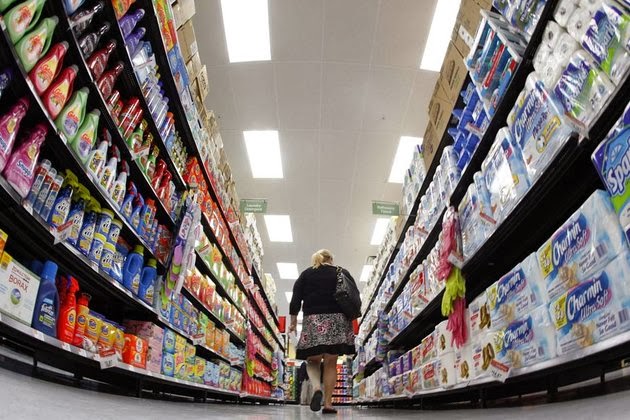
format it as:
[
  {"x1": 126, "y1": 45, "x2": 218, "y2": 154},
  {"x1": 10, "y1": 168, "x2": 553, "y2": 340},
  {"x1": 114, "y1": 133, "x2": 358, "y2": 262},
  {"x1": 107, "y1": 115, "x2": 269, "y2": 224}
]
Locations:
[
  {"x1": 240, "y1": 199, "x2": 267, "y2": 214},
  {"x1": 372, "y1": 201, "x2": 400, "y2": 216}
]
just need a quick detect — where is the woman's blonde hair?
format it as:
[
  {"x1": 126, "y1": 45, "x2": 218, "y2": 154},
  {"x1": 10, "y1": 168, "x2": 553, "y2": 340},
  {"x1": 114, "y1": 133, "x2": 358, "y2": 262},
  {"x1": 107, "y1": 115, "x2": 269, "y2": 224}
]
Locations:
[{"x1": 311, "y1": 249, "x2": 334, "y2": 268}]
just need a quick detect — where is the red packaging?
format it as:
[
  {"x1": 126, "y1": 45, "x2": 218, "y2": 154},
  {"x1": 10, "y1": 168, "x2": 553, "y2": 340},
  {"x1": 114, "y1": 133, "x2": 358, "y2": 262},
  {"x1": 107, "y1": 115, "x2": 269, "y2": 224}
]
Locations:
[{"x1": 122, "y1": 333, "x2": 147, "y2": 369}]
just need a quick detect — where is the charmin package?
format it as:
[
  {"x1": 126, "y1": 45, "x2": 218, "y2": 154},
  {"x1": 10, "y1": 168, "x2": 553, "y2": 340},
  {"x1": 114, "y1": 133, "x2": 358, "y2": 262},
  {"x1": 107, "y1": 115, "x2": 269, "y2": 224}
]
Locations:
[
  {"x1": 492, "y1": 305, "x2": 557, "y2": 368},
  {"x1": 471, "y1": 335, "x2": 499, "y2": 379},
  {"x1": 537, "y1": 190, "x2": 628, "y2": 299},
  {"x1": 592, "y1": 102, "x2": 630, "y2": 242},
  {"x1": 549, "y1": 251, "x2": 630, "y2": 355},
  {"x1": 486, "y1": 253, "x2": 546, "y2": 329}
]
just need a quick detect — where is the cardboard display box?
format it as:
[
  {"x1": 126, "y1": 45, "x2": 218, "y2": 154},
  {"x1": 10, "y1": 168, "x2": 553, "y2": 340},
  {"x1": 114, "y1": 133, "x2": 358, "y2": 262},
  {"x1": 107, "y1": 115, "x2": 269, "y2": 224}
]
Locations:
[
  {"x1": 437, "y1": 42, "x2": 467, "y2": 103},
  {"x1": 186, "y1": 52, "x2": 202, "y2": 80},
  {"x1": 176, "y1": 20, "x2": 198, "y2": 62},
  {"x1": 172, "y1": 0, "x2": 196, "y2": 28},
  {"x1": 422, "y1": 122, "x2": 441, "y2": 170},
  {"x1": 428, "y1": 81, "x2": 454, "y2": 138},
  {"x1": 452, "y1": 0, "x2": 490, "y2": 57}
]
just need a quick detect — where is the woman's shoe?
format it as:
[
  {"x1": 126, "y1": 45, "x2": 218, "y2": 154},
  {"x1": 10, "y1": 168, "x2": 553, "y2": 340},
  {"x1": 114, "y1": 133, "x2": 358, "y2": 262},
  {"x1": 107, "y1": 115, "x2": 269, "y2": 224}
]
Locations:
[
  {"x1": 310, "y1": 390, "x2": 323, "y2": 412},
  {"x1": 322, "y1": 407, "x2": 338, "y2": 414}
]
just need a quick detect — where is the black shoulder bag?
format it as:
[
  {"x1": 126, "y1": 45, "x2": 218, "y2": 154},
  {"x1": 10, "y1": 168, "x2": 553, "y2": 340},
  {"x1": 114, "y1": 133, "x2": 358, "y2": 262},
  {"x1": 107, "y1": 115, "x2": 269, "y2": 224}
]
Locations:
[{"x1": 334, "y1": 266, "x2": 362, "y2": 320}]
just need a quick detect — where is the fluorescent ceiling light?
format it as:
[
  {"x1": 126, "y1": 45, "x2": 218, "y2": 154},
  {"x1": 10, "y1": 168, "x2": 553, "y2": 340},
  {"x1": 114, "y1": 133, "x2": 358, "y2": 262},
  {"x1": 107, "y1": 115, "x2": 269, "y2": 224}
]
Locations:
[
  {"x1": 359, "y1": 265, "x2": 374, "y2": 283},
  {"x1": 420, "y1": 0, "x2": 462, "y2": 71},
  {"x1": 220, "y1": 0, "x2": 271, "y2": 63},
  {"x1": 244, "y1": 131, "x2": 283, "y2": 178},
  {"x1": 388, "y1": 136, "x2": 422, "y2": 183},
  {"x1": 277, "y1": 263, "x2": 299, "y2": 280},
  {"x1": 264, "y1": 215, "x2": 293, "y2": 242},
  {"x1": 370, "y1": 218, "x2": 390, "y2": 246},
  {"x1": 285, "y1": 292, "x2": 293, "y2": 303}
]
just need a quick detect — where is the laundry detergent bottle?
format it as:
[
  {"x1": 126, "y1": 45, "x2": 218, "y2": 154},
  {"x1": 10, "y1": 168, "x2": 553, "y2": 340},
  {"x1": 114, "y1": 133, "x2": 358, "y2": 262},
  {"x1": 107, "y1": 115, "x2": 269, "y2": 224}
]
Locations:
[
  {"x1": 86, "y1": 39, "x2": 116, "y2": 81},
  {"x1": 67, "y1": 189, "x2": 88, "y2": 247},
  {"x1": 31, "y1": 260, "x2": 59, "y2": 337},
  {"x1": 3, "y1": 123, "x2": 48, "y2": 197},
  {"x1": 42, "y1": 65, "x2": 78, "y2": 120},
  {"x1": 123, "y1": 245, "x2": 144, "y2": 295},
  {"x1": 57, "y1": 276, "x2": 79, "y2": 343},
  {"x1": 0, "y1": 97, "x2": 30, "y2": 171},
  {"x1": 69, "y1": 1, "x2": 104, "y2": 37},
  {"x1": 119, "y1": 8, "x2": 145, "y2": 38},
  {"x1": 4, "y1": 0, "x2": 47, "y2": 44},
  {"x1": 55, "y1": 87, "x2": 88, "y2": 140},
  {"x1": 138, "y1": 258, "x2": 157, "y2": 305},
  {"x1": 29, "y1": 41, "x2": 69, "y2": 95},
  {"x1": 70, "y1": 109, "x2": 100, "y2": 163},
  {"x1": 71, "y1": 292, "x2": 90, "y2": 347},
  {"x1": 14, "y1": 16, "x2": 58, "y2": 72}
]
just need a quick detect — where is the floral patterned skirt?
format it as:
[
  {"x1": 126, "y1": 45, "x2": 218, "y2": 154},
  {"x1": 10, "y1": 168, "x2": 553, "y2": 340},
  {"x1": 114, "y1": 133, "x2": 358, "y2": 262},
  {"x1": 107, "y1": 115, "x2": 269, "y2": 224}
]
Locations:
[{"x1": 296, "y1": 313, "x2": 356, "y2": 359}]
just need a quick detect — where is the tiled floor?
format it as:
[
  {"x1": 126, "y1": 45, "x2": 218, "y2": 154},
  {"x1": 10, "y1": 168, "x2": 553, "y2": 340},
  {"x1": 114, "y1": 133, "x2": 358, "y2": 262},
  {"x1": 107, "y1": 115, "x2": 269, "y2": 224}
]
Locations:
[{"x1": 2, "y1": 367, "x2": 630, "y2": 419}]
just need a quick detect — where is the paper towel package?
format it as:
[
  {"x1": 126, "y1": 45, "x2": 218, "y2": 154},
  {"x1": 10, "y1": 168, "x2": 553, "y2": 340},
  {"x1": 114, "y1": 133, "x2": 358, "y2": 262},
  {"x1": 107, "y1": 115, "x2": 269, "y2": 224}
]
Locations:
[
  {"x1": 549, "y1": 251, "x2": 630, "y2": 355},
  {"x1": 592, "y1": 102, "x2": 630, "y2": 242},
  {"x1": 486, "y1": 253, "x2": 547, "y2": 329},
  {"x1": 555, "y1": 0, "x2": 580, "y2": 27},
  {"x1": 537, "y1": 189, "x2": 628, "y2": 299},
  {"x1": 454, "y1": 344, "x2": 475, "y2": 383},
  {"x1": 469, "y1": 292, "x2": 492, "y2": 338},
  {"x1": 493, "y1": 305, "x2": 557, "y2": 368},
  {"x1": 421, "y1": 360, "x2": 440, "y2": 390},
  {"x1": 421, "y1": 331, "x2": 438, "y2": 364},
  {"x1": 437, "y1": 352, "x2": 457, "y2": 388},
  {"x1": 435, "y1": 320, "x2": 454, "y2": 357}
]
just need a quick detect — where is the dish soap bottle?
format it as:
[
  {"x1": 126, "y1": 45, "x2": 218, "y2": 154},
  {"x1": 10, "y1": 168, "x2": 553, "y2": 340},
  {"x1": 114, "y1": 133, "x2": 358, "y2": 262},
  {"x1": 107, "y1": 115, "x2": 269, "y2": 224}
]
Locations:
[
  {"x1": 4, "y1": 0, "x2": 47, "y2": 44},
  {"x1": 123, "y1": 245, "x2": 144, "y2": 295},
  {"x1": 55, "y1": 87, "x2": 88, "y2": 140},
  {"x1": 3, "y1": 123, "x2": 48, "y2": 197},
  {"x1": 57, "y1": 276, "x2": 79, "y2": 343},
  {"x1": 0, "y1": 97, "x2": 30, "y2": 171},
  {"x1": 70, "y1": 109, "x2": 100, "y2": 163},
  {"x1": 69, "y1": 1, "x2": 104, "y2": 37},
  {"x1": 96, "y1": 61, "x2": 123, "y2": 100},
  {"x1": 78, "y1": 22, "x2": 110, "y2": 58},
  {"x1": 29, "y1": 41, "x2": 69, "y2": 95},
  {"x1": 14, "y1": 16, "x2": 58, "y2": 72},
  {"x1": 119, "y1": 8, "x2": 145, "y2": 38},
  {"x1": 86, "y1": 39, "x2": 116, "y2": 81},
  {"x1": 41, "y1": 65, "x2": 78, "y2": 120},
  {"x1": 31, "y1": 260, "x2": 59, "y2": 337},
  {"x1": 138, "y1": 259, "x2": 157, "y2": 305}
]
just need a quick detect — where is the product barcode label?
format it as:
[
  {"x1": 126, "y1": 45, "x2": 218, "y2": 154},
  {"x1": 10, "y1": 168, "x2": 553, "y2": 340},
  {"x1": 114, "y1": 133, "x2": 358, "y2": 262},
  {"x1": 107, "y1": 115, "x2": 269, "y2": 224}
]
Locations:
[
  {"x1": 619, "y1": 308, "x2": 629, "y2": 324},
  {"x1": 596, "y1": 243, "x2": 607, "y2": 259},
  {"x1": 99, "y1": 354, "x2": 117, "y2": 369},
  {"x1": 78, "y1": 349, "x2": 87, "y2": 358}
]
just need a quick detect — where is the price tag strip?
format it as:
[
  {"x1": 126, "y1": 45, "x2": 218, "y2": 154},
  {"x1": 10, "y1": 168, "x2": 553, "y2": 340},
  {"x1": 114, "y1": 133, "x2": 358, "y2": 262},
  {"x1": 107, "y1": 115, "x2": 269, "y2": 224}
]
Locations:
[
  {"x1": 489, "y1": 360, "x2": 511, "y2": 382},
  {"x1": 99, "y1": 348, "x2": 118, "y2": 370},
  {"x1": 50, "y1": 220, "x2": 74, "y2": 245},
  {"x1": 191, "y1": 334, "x2": 206, "y2": 346}
]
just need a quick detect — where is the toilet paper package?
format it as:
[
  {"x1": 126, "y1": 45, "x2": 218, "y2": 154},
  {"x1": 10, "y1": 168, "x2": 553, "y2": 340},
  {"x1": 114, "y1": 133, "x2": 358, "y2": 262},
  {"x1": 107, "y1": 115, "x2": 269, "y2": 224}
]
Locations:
[
  {"x1": 471, "y1": 333, "x2": 502, "y2": 378},
  {"x1": 508, "y1": 74, "x2": 574, "y2": 182},
  {"x1": 556, "y1": 32, "x2": 582, "y2": 67},
  {"x1": 435, "y1": 320, "x2": 454, "y2": 356},
  {"x1": 567, "y1": 7, "x2": 593, "y2": 42},
  {"x1": 437, "y1": 352, "x2": 457, "y2": 388},
  {"x1": 543, "y1": 21, "x2": 566, "y2": 49},
  {"x1": 534, "y1": 43, "x2": 554, "y2": 72},
  {"x1": 555, "y1": 0, "x2": 580, "y2": 27},
  {"x1": 549, "y1": 251, "x2": 630, "y2": 355},
  {"x1": 469, "y1": 292, "x2": 492, "y2": 338},
  {"x1": 554, "y1": 49, "x2": 615, "y2": 127},
  {"x1": 493, "y1": 305, "x2": 557, "y2": 368},
  {"x1": 454, "y1": 344, "x2": 474, "y2": 383},
  {"x1": 421, "y1": 360, "x2": 440, "y2": 390},
  {"x1": 581, "y1": 0, "x2": 606, "y2": 12},
  {"x1": 481, "y1": 128, "x2": 532, "y2": 225},
  {"x1": 537, "y1": 189, "x2": 628, "y2": 299},
  {"x1": 582, "y1": 1, "x2": 630, "y2": 85},
  {"x1": 421, "y1": 331, "x2": 438, "y2": 364},
  {"x1": 459, "y1": 183, "x2": 493, "y2": 260},
  {"x1": 592, "y1": 102, "x2": 630, "y2": 242},
  {"x1": 486, "y1": 253, "x2": 547, "y2": 329}
]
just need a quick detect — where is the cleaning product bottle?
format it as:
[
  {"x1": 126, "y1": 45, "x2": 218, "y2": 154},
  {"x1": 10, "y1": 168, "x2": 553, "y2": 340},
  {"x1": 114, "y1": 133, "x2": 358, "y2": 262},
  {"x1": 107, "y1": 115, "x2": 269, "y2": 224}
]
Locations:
[
  {"x1": 151, "y1": 159, "x2": 166, "y2": 190},
  {"x1": 119, "y1": 8, "x2": 145, "y2": 38},
  {"x1": 138, "y1": 198, "x2": 155, "y2": 237},
  {"x1": 130, "y1": 192, "x2": 144, "y2": 232},
  {"x1": 0, "y1": 97, "x2": 30, "y2": 171},
  {"x1": 67, "y1": 189, "x2": 88, "y2": 247},
  {"x1": 125, "y1": 27, "x2": 145, "y2": 57},
  {"x1": 78, "y1": 198, "x2": 99, "y2": 255},
  {"x1": 99, "y1": 154, "x2": 117, "y2": 193},
  {"x1": 122, "y1": 245, "x2": 143, "y2": 294},
  {"x1": 14, "y1": 16, "x2": 58, "y2": 72},
  {"x1": 86, "y1": 139, "x2": 108, "y2": 180},
  {"x1": 96, "y1": 61, "x2": 123, "y2": 100},
  {"x1": 0, "y1": 0, "x2": 19, "y2": 12},
  {"x1": 3, "y1": 123, "x2": 48, "y2": 198},
  {"x1": 138, "y1": 258, "x2": 157, "y2": 304},
  {"x1": 39, "y1": 173, "x2": 63, "y2": 221},
  {"x1": 57, "y1": 276, "x2": 79, "y2": 343},
  {"x1": 126, "y1": 119, "x2": 146, "y2": 154},
  {"x1": 72, "y1": 292, "x2": 90, "y2": 347},
  {"x1": 0, "y1": 68, "x2": 13, "y2": 101},
  {"x1": 121, "y1": 182, "x2": 136, "y2": 222},
  {"x1": 86, "y1": 39, "x2": 116, "y2": 81},
  {"x1": 63, "y1": 0, "x2": 86, "y2": 15},
  {"x1": 4, "y1": 0, "x2": 47, "y2": 44},
  {"x1": 144, "y1": 146, "x2": 158, "y2": 179},
  {"x1": 112, "y1": 0, "x2": 136, "y2": 19},
  {"x1": 49, "y1": 171, "x2": 76, "y2": 228},
  {"x1": 32, "y1": 166, "x2": 56, "y2": 214},
  {"x1": 55, "y1": 87, "x2": 88, "y2": 140},
  {"x1": 28, "y1": 42, "x2": 68, "y2": 95},
  {"x1": 70, "y1": 109, "x2": 100, "y2": 163},
  {"x1": 41, "y1": 65, "x2": 78, "y2": 120},
  {"x1": 78, "y1": 22, "x2": 110, "y2": 58},
  {"x1": 110, "y1": 161, "x2": 128, "y2": 208},
  {"x1": 31, "y1": 260, "x2": 59, "y2": 337},
  {"x1": 120, "y1": 99, "x2": 144, "y2": 138},
  {"x1": 157, "y1": 170, "x2": 172, "y2": 204},
  {"x1": 24, "y1": 158, "x2": 51, "y2": 209},
  {"x1": 69, "y1": 1, "x2": 104, "y2": 37}
]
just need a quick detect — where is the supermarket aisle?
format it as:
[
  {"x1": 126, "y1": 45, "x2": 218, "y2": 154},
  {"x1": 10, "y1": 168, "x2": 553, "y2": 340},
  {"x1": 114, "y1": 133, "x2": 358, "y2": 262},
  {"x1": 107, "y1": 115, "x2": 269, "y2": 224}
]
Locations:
[{"x1": 2, "y1": 368, "x2": 630, "y2": 420}]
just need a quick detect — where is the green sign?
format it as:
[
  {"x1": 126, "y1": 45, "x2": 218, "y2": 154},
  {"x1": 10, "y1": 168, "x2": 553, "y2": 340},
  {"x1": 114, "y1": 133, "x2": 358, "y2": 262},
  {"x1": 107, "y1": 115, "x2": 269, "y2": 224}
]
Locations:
[
  {"x1": 372, "y1": 201, "x2": 399, "y2": 216},
  {"x1": 240, "y1": 199, "x2": 268, "y2": 214}
]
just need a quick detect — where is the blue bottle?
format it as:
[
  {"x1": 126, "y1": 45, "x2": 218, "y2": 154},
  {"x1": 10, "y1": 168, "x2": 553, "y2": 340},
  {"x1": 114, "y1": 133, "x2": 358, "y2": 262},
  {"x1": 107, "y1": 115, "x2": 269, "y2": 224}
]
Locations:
[
  {"x1": 138, "y1": 258, "x2": 157, "y2": 305},
  {"x1": 32, "y1": 261, "x2": 59, "y2": 337},
  {"x1": 130, "y1": 193, "x2": 144, "y2": 232},
  {"x1": 122, "y1": 245, "x2": 144, "y2": 295},
  {"x1": 49, "y1": 172, "x2": 76, "y2": 228},
  {"x1": 121, "y1": 182, "x2": 137, "y2": 223}
]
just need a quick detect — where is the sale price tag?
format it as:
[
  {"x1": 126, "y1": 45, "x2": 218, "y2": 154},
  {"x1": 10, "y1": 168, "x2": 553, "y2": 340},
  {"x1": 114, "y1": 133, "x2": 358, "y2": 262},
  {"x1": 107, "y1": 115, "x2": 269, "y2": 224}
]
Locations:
[
  {"x1": 489, "y1": 360, "x2": 511, "y2": 382},
  {"x1": 51, "y1": 220, "x2": 74, "y2": 245},
  {"x1": 191, "y1": 334, "x2": 205, "y2": 346},
  {"x1": 99, "y1": 348, "x2": 118, "y2": 370},
  {"x1": 130, "y1": 145, "x2": 150, "y2": 161}
]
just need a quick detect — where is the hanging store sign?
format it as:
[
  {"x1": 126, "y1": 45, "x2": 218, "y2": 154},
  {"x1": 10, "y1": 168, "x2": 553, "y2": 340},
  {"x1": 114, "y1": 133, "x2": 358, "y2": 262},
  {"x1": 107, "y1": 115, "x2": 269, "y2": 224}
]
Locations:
[
  {"x1": 240, "y1": 199, "x2": 268, "y2": 214},
  {"x1": 372, "y1": 201, "x2": 400, "y2": 216}
]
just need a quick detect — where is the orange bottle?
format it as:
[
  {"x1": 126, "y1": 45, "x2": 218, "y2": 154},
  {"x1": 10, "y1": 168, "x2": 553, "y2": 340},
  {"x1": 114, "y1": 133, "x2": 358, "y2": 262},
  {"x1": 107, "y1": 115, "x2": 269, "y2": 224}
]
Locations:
[{"x1": 57, "y1": 276, "x2": 79, "y2": 343}]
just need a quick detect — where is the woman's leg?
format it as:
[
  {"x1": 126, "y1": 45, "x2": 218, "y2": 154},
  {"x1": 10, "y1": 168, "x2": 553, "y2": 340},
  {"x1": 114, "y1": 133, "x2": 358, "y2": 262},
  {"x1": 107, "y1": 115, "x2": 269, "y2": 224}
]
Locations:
[
  {"x1": 322, "y1": 353, "x2": 338, "y2": 409},
  {"x1": 306, "y1": 355, "x2": 323, "y2": 391}
]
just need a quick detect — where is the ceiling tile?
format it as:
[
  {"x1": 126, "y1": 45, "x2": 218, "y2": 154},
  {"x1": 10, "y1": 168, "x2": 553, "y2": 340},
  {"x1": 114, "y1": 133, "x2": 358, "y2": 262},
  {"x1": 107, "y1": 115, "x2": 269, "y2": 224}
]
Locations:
[
  {"x1": 321, "y1": 63, "x2": 369, "y2": 130},
  {"x1": 354, "y1": 131, "x2": 399, "y2": 183},
  {"x1": 319, "y1": 131, "x2": 359, "y2": 181},
  {"x1": 229, "y1": 63, "x2": 278, "y2": 129},
  {"x1": 401, "y1": 70, "x2": 439, "y2": 136},
  {"x1": 323, "y1": 0, "x2": 379, "y2": 63},
  {"x1": 275, "y1": 63, "x2": 322, "y2": 129},
  {"x1": 270, "y1": 0, "x2": 323, "y2": 61},
  {"x1": 192, "y1": 0, "x2": 230, "y2": 66},
  {"x1": 362, "y1": 66, "x2": 415, "y2": 131}
]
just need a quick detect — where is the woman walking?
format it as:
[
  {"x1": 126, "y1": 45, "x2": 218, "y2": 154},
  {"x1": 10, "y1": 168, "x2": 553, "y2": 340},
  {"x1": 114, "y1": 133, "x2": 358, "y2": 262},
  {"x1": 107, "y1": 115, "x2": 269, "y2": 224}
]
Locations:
[{"x1": 289, "y1": 249, "x2": 358, "y2": 414}]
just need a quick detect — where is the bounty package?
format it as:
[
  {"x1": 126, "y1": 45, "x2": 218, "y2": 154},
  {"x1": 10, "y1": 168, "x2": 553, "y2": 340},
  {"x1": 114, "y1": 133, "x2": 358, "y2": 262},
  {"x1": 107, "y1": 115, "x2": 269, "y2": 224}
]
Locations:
[
  {"x1": 537, "y1": 189, "x2": 628, "y2": 299},
  {"x1": 592, "y1": 102, "x2": 630, "y2": 242},
  {"x1": 549, "y1": 251, "x2": 630, "y2": 355}
]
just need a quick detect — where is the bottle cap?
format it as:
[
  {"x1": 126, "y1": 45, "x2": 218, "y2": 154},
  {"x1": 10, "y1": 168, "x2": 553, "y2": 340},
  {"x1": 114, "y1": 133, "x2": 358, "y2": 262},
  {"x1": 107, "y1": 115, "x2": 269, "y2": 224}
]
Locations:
[
  {"x1": 40, "y1": 261, "x2": 58, "y2": 281},
  {"x1": 133, "y1": 245, "x2": 144, "y2": 255},
  {"x1": 147, "y1": 258, "x2": 157, "y2": 268}
]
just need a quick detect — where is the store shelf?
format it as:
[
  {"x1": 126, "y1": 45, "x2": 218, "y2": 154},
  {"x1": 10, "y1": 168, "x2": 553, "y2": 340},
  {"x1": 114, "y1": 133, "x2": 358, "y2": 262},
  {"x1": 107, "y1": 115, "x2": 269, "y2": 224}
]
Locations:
[
  {"x1": 248, "y1": 289, "x2": 284, "y2": 351},
  {"x1": 250, "y1": 322, "x2": 274, "y2": 351},
  {"x1": 251, "y1": 266, "x2": 281, "y2": 328},
  {"x1": 195, "y1": 250, "x2": 246, "y2": 317},
  {"x1": 256, "y1": 352, "x2": 273, "y2": 367},
  {"x1": 240, "y1": 394, "x2": 284, "y2": 403}
]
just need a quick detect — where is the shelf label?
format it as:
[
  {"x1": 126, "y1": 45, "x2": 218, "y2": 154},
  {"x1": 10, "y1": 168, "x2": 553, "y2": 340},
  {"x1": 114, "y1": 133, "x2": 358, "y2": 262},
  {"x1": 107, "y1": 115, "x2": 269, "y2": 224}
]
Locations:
[
  {"x1": 78, "y1": 349, "x2": 87, "y2": 358},
  {"x1": 489, "y1": 360, "x2": 511, "y2": 382},
  {"x1": 61, "y1": 342, "x2": 71, "y2": 352},
  {"x1": 33, "y1": 330, "x2": 44, "y2": 341},
  {"x1": 372, "y1": 201, "x2": 399, "y2": 216},
  {"x1": 239, "y1": 199, "x2": 267, "y2": 214},
  {"x1": 192, "y1": 334, "x2": 206, "y2": 346},
  {"x1": 99, "y1": 348, "x2": 118, "y2": 369},
  {"x1": 50, "y1": 220, "x2": 74, "y2": 245}
]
